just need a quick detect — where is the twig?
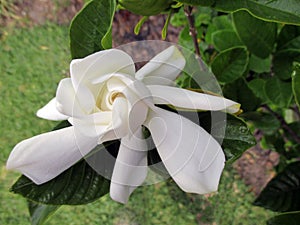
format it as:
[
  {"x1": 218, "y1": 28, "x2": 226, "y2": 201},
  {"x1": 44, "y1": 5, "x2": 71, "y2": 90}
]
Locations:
[
  {"x1": 184, "y1": 5, "x2": 207, "y2": 71},
  {"x1": 184, "y1": 5, "x2": 200, "y2": 57},
  {"x1": 263, "y1": 105, "x2": 300, "y2": 144}
]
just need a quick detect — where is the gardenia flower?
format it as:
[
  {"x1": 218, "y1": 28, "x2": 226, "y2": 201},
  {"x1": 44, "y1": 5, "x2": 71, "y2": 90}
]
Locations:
[{"x1": 7, "y1": 46, "x2": 240, "y2": 203}]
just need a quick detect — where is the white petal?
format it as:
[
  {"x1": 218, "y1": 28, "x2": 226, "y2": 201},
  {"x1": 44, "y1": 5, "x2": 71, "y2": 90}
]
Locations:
[
  {"x1": 36, "y1": 98, "x2": 69, "y2": 121},
  {"x1": 135, "y1": 46, "x2": 186, "y2": 86},
  {"x1": 70, "y1": 49, "x2": 135, "y2": 90},
  {"x1": 6, "y1": 127, "x2": 98, "y2": 184},
  {"x1": 110, "y1": 128, "x2": 148, "y2": 204},
  {"x1": 56, "y1": 78, "x2": 85, "y2": 117},
  {"x1": 111, "y1": 96, "x2": 129, "y2": 139},
  {"x1": 72, "y1": 111, "x2": 112, "y2": 138},
  {"x1": 144, "y1": 107, "x2": 225, "y2": 194},
  {"x1": 148, "y1": 85, "x2": 240, "y2": 113}
]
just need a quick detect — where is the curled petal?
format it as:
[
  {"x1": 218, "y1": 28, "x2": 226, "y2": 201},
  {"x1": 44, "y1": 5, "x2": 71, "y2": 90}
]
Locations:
[
  {"x1": 72, "y1": 111, "x2": 112, "y2": 138},
  {"x1": 36, "y1": 97, "x2": 69, "y2": 121},
  {"x1": 6, "y1": 127, "x2": 98, "y2": 184},
  {"x1": 70, "y1": 49, "x2": 135, "y2": 90},
  {"x1": 144, "y1": 107, "x2": 225, "y2": 194},
  {"x1": 110, "y1": 128, "x2": 148, "y2": 204},
  {"x1": 135, "y1": 46, "x2": 186, "y2": 86},
  {"x1": 148, "y1": 85, "x2": 240, "y2": 113},
  {"x1": 56, "y1": 78, "x2": 85, "y2": 117}
]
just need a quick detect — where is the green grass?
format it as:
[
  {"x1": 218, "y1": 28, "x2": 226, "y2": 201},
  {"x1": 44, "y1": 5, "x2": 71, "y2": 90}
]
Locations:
[{"x1": 0, "y1": 24, "x2": 273, "y2": 225}]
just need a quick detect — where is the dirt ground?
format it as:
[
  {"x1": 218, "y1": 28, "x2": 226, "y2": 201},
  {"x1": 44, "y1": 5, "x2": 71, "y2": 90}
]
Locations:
[{"x1": 0, "y1": 0, "x2": 279, "y2": 196}]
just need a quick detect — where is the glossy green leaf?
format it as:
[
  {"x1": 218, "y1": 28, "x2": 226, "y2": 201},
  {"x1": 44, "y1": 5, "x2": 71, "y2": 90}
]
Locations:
[
  {"x1": 223, "y1": 78, "x2": 261, "y2": 112},
  {"x1": 268, "y1": 211, "x2": 300, "y2": 225},
  {"x1": 233, "y1": 10, "x2": 276, "y2": 58},
  {"x1": 70, "y1": 0, "x2": 116, "y2": 59},
  {"x1": 10, "y1": 141, "x2": 120, "y2": 205},
  {"x1": 292, "y1": 63, "x2": 300, "y2": 108},
  {"x1": 249, "y1": 55, "x2": 271, "y2": 73},
  {"x1": 277, "y1": 25, "x2": 300, "y2": 50},
  {"x1": 264, "y1": 77, "x2": 293, "y2": 108},
  {"x1": 211, "y1": 47, "x2": 249, "y2": 83},
  {"x1": 28, "y1": 201, "x2": 60, "y2": 225},
  {"x1": 205, "y1": 15, "x2": 233, "y2": 44},
  {"x1": 247, "y1": 78, "x2": 268, "y2": 103},
  {"x1": 254, "y1": 161, "x2": 300, "y2": 212},
  {"x1": 176, "y1": 0, "x2": 214, "y2": 6},
  {"x1": 213, "y1": 0, "x2": 300, "y2": 26},
  {"x1": 241, "y1": 112, "x2": 280, "y2": 135},
  {"x1": 196, "y1": 112, "x2": 256, "y2": 163},
  {"x1": 212, "y1": 29, "x2": 243, "y2": 52}
]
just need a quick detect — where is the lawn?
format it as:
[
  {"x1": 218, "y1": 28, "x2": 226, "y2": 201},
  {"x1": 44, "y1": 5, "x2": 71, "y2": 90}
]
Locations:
[{"x1": 0, "y1": 24, "x2": 273, "y2": 225}]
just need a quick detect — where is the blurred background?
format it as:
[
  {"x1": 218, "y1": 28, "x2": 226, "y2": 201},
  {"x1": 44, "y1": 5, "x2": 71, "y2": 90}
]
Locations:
[{"x1": 0, "y1": 0, "x2": 277, "y2": 224}]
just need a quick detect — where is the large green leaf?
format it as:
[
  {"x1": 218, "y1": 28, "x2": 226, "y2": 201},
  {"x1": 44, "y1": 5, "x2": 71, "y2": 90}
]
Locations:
[
  {"x1": 292, "y1": 63, "x2": 300, "y2": 108},
  {"x1": 28, "y1": 201, "x2": 60, "y2": 225},
  {"x1": 213, "y1": 0, "x2": 300, "y2": 26},
  {"x1": 176, "y1": 0, "x2": 214, "y2": 6},
  {"x1": 70, "y1": 0, "x2": 116, "y2": 59},
  {"x1": 223, "y1": 78, "x2": 261, "y2": 112},
  {"x1": 10, "y1": 141, "x2": 120, "y2": 205},
  {"x1": 211, "y1": 47, "x2": 249, "y2": 83},
  {"x1": 268, "y1": 211, "x2": 300, "y2": 225},
  {"x1": 180, "y1": 110, "x2": 255, "y2": 163},
  {"x1": 192, "y1": 0, "x2": 300, "y2": 25},
  {"x1": 233, "y1": 10, "x2": 276, "y2": 58},
  {"x1": 264, "y1": 77, "x2": 293, "y2": 108},
  {"x1": 216, "y1": 114, "x2": 256, "y2": 163},
  {"x1": 277, "y1": 25, "x2": 300, "y2": 51},
  {"x1": 212, "y1": 29, "x2": 243, "y2": 52},
  {"x1": 274, "y1": 25, "x2": 300, "y2": 80},
  {"x1": 254, "y1": 161, "x2": 300, "y2": 212},
  {"x1": 241, "y1": 112, "x2": 280, "y2": 136}
]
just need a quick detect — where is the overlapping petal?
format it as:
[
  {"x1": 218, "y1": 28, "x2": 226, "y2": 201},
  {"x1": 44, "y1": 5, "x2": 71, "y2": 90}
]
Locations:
[
  {"x1": 144, "y1": 107, "x2": 225, "y2": 194},
  {"x1": 110, "y1": 128, "x2": 148, "y2": 203},
  {"x1": 135, "y1": 46, "x2": 186, "y2": 86},
  {"x1": 148, "y1": 85, "x2": 240, "y2": 113},
  {"x1": 70, "y1": 49, "x2": 135, "y2": 90},
  {"x1": 6, "y1": 127, "x2": 98, "y2": 184},
  {"x1": 36, "y1": 97, "x2": 69, "y2": 121}
]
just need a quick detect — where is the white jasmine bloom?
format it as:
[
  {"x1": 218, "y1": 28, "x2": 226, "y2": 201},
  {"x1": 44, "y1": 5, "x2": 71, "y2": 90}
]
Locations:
[{"x1": 7, "y1": 46, "x2": 240, "y2": 203}]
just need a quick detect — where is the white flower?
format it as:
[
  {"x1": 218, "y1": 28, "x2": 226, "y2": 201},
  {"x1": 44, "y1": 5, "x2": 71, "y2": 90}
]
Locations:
[{"x1": 7, "y1": 46, "x2": 240, "y2": 203}]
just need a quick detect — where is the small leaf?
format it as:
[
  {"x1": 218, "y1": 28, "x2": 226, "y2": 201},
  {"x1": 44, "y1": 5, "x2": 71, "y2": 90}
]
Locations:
[
  {"x1": 205, "y1": 15, "x2": 233, "y2": 44},
  {"x1": 292, "y1": 63, "x2": 300, "y2": 108},
  {"x1": 264, "y1": 77, "x2": 293, "y2": 108},
  {"x1": 247, "y1": 78, "x2": 269, "y2": 103},
  {"x1": 212, "y1": 29, "x2": 243, "y2": 52},
  {"x1": 211, "y1": 47, "x2": 249, "y2": 83},
  {"x1": 249, "y1": 54, "x2": 271, "y2": 73},
  {"x1": 10, "y1": 141, "x2": 120, "y2": 205},
  {"x1": 254, "y1": 161, "x2": 300, "y2": 212},
  {"x1": 267, "y1": 211, "x2": 300, "y2": 225},
  {"x1": 233, "y1": 10, "x2": 277, "y2": 58},
  {"x1": 28, "y1": 201, "x2": 60, "y2": 225},
  {"x1": 70, "y1": 0, "x2": 116, "y2": 59}
]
